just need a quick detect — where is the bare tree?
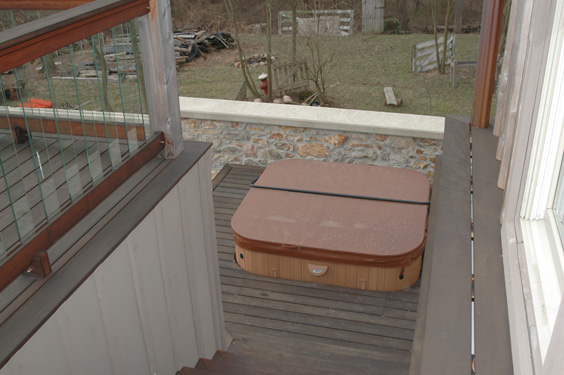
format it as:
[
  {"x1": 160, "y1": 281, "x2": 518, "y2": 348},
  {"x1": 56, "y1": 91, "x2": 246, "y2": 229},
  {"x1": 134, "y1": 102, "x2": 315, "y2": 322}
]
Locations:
[
  {"x1": 432, "y1": 0, "x2": 455, "y2": 74},
  {"x1": 286, "y1": 0, "x2": 299, "y2": 63},
  {"x1": 454, "y1": 0, "x2": 463, "y2": 33},
  {"x1": 396, "y1": 0, "x2": 409, "y2": 32},
  {"x1": 130, "y1": 19, "x2": 147, "y2": 113},
  {"x1": 304, "y1": 37, "x2": 336, "y2": 105},
  {"x1": 266, "y1": 0, "x2": 273, "y2": 102},
  {"x1": 224, "y1": 0, "x2": 260, "y2": 98},
  {"x1": 92, "y1": 33, "x2": 114, "y2": 112}
]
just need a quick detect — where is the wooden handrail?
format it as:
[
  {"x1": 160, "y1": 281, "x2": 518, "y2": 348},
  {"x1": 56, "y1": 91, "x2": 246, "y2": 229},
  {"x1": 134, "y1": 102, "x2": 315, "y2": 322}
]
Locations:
[
  {"x1": 0, "y1": 1, "x2": 94, "y2": 10},
  {"x1": 0, "y1": 115, "x2": 147, "y2": 141},
  {"x1": 0, "y1": 0, "x2": 150, "y2": 73}
]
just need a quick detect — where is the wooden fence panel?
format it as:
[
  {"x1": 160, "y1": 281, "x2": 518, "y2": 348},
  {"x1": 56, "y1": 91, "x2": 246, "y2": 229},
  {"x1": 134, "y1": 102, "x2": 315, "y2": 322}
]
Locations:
[
  {"x1": 278, "y1": 10, "x2": 353, "y2": 36},
  {"x1": 412, "y1": 35, "x2": 456, "y2": 73}
]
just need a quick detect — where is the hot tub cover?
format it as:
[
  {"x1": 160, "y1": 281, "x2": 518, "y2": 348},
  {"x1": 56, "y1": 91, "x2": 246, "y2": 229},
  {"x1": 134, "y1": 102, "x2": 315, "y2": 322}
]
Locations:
[{"x1": 231, "y1": 159, "x2": 431, "y2": 267}]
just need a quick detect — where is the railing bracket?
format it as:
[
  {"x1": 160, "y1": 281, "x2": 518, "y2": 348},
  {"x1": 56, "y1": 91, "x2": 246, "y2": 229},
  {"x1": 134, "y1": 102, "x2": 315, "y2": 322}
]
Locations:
[
  {"x1": 12, "y1": 126, "x2": 30, "y2": 144},
  {"x1": 25, "y1": 252, "x2": 52, "y2": 280}
]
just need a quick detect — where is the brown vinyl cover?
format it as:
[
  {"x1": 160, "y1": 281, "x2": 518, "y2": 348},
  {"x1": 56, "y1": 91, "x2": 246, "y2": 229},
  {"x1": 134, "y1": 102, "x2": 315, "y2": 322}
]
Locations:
[{"x1": 231, "y1": 160, "x2": 430, "y2": 267}]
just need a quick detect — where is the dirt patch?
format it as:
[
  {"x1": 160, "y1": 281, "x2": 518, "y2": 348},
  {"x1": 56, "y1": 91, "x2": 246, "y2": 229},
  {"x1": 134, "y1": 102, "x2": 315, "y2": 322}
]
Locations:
[{"x1": 178, "y1": 47, "x2": 239, "y2": 71}]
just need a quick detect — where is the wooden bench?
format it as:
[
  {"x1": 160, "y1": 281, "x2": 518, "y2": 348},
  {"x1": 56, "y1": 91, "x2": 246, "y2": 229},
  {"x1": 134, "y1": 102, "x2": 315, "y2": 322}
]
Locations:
[{"x1": 271, "y1": 61, "x2": 309, "y2": 96}]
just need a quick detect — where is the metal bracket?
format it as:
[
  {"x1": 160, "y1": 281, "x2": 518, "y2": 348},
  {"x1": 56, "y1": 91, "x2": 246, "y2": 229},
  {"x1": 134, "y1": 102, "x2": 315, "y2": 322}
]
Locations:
[
  {"x1": 13, "y1": 126, "x2": 30, "y2": 144},
  {"x1": 25, "y1": 251, "x2": 52, "y2": 279}
]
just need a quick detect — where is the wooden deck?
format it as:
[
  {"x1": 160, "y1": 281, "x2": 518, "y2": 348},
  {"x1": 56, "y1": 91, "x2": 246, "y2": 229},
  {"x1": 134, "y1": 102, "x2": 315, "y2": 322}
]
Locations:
[{"x1": 213, "y1": 164, "x2": 420, "y2": 374}]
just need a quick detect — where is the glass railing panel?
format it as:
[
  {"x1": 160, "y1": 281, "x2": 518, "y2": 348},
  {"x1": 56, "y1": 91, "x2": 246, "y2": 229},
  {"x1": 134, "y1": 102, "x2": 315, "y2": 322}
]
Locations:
[
  {"x1": 15, "y1": 64, "x2": 63, "y2": 224},
  {"x1": 0, "y1": 18, "x2": 149, "y2": 257},
  {"x1": 90, "y1": 32, "x2": 124, "y2": 169},
  {"x1": 68, "y1": 42, "x2": 106, "y2": 185},
  {"x1": 110, "y1": 22, "x2": 145, "y2": 156},
  {"x1": 0, "y1": 81, "x2": 35, "y2": 251}
]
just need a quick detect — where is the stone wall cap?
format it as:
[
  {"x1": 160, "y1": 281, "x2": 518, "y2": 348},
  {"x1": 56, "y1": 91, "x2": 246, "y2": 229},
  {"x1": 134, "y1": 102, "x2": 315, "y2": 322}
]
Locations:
[{"x1": 179, "y1": 97, "x2": 444, "y2": 140}]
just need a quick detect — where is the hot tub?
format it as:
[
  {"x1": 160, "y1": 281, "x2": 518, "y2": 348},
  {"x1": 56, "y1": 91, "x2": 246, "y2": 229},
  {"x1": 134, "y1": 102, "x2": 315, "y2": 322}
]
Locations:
[{"x1": 231, "y1": 159, "x2": 430, "y2": 291}]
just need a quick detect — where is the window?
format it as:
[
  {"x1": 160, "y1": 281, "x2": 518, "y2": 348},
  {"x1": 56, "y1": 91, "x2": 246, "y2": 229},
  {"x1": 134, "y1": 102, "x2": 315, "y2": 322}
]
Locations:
[
  {"x1": 553, "y1": 156, "x2": 564, "y2": 241},
  {"x1": 519, "y1": 0, "x2": 564, "y2": 360}
]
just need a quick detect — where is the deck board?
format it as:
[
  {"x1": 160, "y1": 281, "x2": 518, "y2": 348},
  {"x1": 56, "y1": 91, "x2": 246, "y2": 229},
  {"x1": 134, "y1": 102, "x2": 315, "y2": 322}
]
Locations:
[
  {"x1": 472, "y1": 127, "x2": 513, "y2": 374},
  {"x1": 213, "y1": 164, "x2": 419, "y2": 374}
]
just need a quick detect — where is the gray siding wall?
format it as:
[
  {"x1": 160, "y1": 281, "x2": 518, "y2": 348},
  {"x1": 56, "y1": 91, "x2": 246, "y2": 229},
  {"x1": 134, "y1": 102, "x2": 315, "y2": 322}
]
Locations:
[{"x1": 0, "y1": 151, "x2": 225, "y2": 375}]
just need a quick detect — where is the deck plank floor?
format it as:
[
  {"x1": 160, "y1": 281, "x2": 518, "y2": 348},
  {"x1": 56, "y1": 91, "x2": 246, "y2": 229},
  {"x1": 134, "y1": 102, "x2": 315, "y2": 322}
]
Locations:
[{"x1": 213, "y1": 164, "x2": 419, "y2": 374}]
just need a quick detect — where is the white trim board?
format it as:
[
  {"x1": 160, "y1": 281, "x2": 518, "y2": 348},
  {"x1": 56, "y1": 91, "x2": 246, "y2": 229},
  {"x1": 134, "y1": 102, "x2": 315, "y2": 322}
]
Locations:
[{"x1": 179, "y1": 97, "x2": 445, "y2": 140}]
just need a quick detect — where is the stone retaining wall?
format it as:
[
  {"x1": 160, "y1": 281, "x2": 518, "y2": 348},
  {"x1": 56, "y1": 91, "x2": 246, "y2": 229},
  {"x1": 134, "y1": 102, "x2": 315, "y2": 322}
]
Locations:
[{"x1": 182, "y1": 118, "x2": 442, "y2": 180}]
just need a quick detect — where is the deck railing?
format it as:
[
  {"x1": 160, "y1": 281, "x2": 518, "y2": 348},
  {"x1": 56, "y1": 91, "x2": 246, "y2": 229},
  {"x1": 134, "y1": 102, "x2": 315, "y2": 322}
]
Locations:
[{"x1": 0, "y1": 0, "x2": 169, "y2": 292}]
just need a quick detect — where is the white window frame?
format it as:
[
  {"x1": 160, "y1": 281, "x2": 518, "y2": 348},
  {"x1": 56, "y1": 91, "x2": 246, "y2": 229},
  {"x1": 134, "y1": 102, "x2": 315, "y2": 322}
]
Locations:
[{"x1": 519, "y1": 0, "x2": 564, "y2": 361}]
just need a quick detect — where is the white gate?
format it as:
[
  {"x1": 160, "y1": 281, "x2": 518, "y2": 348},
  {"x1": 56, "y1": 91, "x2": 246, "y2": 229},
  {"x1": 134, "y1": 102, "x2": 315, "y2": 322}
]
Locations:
[
  {"x1": 411, "y1": 34, "x2": 456, "y2": 73},
  {"x1": 278, "y1": 10, "x2": 354, "y2": 36}
]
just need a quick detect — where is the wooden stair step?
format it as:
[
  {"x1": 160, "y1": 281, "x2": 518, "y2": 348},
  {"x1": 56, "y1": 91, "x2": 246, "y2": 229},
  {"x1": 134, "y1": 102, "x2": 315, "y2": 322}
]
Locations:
[
  {"x1": 197, "y1": 357, "x2": 281, "y2": 375},
  {"x1": 216, "y1": 350, "x2": 346, "y2": 375},
  {"x1": 175, "y1": 367, "x2": 215, "y2": 375},
  {"x1": 227, "y1": 324, "x2": 411, "y2": 366},
  {"x1": 229, "y1": 344, "x2": 383, "y2": 375},
  {"x1": 228, "y1": 333, "x2": 408, "y2": 375},
  {"x1": 212, "y1": 351, "x2": 225, "y2": 361}
]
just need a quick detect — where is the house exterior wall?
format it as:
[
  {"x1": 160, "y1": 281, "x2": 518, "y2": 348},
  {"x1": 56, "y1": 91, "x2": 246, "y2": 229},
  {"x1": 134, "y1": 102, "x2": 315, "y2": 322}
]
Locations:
[{"x1": 0, "y1": 151, "x2": 225, "y2": 375}]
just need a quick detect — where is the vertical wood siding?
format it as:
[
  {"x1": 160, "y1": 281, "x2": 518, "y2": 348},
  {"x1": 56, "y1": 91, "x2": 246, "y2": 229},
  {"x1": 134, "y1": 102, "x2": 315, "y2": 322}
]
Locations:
[{"x1": 0, "y1": 152, "x2": 225, "y2": 375}]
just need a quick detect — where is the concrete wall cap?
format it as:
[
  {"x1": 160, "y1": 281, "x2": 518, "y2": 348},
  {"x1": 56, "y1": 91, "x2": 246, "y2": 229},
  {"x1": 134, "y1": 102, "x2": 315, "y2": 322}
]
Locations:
[{"x1": 179, "y1": 97, "x2": 445, "y2": 140}]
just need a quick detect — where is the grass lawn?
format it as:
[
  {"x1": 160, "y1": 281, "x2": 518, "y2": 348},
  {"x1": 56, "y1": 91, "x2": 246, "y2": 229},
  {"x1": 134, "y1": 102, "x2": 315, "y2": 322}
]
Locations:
[{"x1": 177, "y1": 33, "x2": 494, "y2": 118}]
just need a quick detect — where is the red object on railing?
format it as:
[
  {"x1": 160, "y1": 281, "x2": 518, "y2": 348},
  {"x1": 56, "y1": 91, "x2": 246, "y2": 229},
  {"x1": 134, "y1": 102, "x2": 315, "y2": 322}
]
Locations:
[{"x1": 19, "y1": 98, "x2": 53, "y2": 108}]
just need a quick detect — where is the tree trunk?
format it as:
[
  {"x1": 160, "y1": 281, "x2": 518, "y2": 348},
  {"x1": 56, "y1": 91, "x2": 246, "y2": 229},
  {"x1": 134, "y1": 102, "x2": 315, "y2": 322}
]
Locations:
[
  {"x1": 224, "y1": 0, "x2": 260, "y2": 98},
  {"x1": 396, "y1": 0, "x2": 409, "y2": 32},
  {"x1": 130, "y1": 19, "x2": 148, "y2": 114},
  {"x1": 266, "y1": 0, "x2": 273, "y2": 102},
  {"x1": 454, "y1": 0, "x2": 463, "y2": 33},
  {"x1": 92, "y1": 33, "x2": 114, "y2": 112},
  {"x1": 440, "y1": 0, "x2": 455, "y2": 74},
  {"x1": 292, "y1": 0, "x2": 297, "y2": 63},
  {"x1": 432, "y1": 0, "x2": 441, "y2": 73},
  {"x1": 432, "y1": 0, "x2": 455, "y2": 74}
]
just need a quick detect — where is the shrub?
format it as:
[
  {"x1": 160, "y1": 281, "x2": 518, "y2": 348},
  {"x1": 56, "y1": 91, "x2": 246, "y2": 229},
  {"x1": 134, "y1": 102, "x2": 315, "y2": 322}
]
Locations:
[{"x1": 384, "y1": 18, "x2": 402, "y2": 34}]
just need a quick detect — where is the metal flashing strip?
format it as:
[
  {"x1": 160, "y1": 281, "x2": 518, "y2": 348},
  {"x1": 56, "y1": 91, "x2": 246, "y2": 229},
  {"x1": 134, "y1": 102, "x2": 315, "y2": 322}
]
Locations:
[
  {"x1": 470, "y1": 126, "x2": 476, "y2": 374},
  {"x1": 249, "y1": 178, "x2": 431, "y2": 207}
]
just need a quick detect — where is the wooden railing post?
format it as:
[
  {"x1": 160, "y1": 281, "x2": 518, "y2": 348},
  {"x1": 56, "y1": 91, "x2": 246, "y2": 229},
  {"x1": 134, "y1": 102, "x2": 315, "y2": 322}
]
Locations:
[
  {"x1": 138, "y1": 0, "x2": 184, "y2": 159},
  {"x1": 470, "y1": 0, "x2": 504, "y2": 128}
]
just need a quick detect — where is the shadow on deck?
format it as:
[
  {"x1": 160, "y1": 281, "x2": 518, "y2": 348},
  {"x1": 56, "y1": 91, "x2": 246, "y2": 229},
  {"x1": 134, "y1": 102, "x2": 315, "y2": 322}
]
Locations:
[{"x1": 212, "y1": 164, "x2": 420, "y2": 375}]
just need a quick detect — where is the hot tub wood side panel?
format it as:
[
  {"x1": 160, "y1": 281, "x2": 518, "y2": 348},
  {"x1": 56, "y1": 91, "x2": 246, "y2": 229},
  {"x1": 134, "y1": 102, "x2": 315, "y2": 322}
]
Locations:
[{"x1": 235, "y1": 245, "x2": 421, "y2": 292}]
